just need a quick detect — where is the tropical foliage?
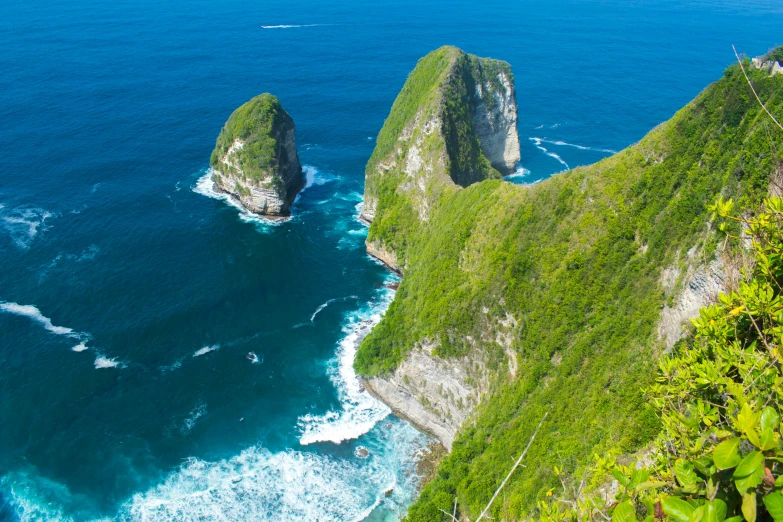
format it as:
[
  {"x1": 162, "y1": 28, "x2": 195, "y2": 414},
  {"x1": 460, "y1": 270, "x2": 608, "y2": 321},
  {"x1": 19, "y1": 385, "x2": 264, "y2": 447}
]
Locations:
[
  {"x1": 355, "y1": 53, "x2": 783, "y2": 520},
  {"x1": 210, "y1": 93, "x2": 292, "y2": 184},
  {"x1": 540, "y1": 197, "x2": 783, "y2": 522}
]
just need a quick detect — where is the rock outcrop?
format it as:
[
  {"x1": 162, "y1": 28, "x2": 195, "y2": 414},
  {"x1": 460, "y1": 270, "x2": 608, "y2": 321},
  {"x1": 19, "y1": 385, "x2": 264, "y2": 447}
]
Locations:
[
  {"x1": 658, "y1": 258, "x2": 727, "y2": 351},
  {"x1": 359, "y1": 46, "x2": 520, "y2": 271},
  {"x1": 363, "y1": 342, "x2": 489, "y2": 451},
  {"x1": 210, "y1": 94, "x2": 304, "y2": 218}
]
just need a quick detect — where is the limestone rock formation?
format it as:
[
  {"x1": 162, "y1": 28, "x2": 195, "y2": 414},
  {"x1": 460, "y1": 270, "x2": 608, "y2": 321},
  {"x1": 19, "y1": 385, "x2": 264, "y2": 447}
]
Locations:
[
  {"x1": 210, "y1": 94, "x2": 304, "y2": 218},
  {"x1": 360, "y1": 46, "x2": 520, "y2": 271}
]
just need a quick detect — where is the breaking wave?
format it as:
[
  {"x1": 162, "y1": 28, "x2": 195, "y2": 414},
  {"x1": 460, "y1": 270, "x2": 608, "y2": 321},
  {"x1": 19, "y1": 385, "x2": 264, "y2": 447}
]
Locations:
[
  {"x1": 536, "y1": 138, "x2": 617, "y2": 154},
  {"x1": 529, "y1": 137, "x2": 570, "y2": 170},
  {"x1": 310, "y1": 296, "x2": 359, "y2": 322},
  {"x1": 193, "y1": 344, "x2": 219, "y2": 357},
  {"x1": 505, "y1": 166, "x2": 531, "y2": 180},
  {"x1": 262, "y1": 24, "x2": 327, "y2": 29},
  {"x1": 0, "y1": 301, "x2": 90, "y2": 343},
  {"x1": 94, "y1": 355, "x2": 122, "y2": 369},
  {"x1": 297, "y1": 279, "x2": 397, "y2": 446},
  {"x1": 1, "y1": 207, "x2": 54, "y2": 249},
  {"x1": 192, "y1": 170, "x2": 287, "y2": 230}
]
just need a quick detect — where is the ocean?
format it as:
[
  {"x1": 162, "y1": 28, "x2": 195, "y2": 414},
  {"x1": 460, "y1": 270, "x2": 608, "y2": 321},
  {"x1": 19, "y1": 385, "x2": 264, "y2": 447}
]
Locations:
[{"x1": 0, "y1": 0, "x2": 780, "y2": 519}]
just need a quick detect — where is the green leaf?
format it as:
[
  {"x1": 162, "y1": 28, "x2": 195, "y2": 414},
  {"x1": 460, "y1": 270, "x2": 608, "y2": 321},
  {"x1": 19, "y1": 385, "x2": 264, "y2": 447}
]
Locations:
[
  {"x1": 613, "y1": 500, "x2": 637, "y2": 522},
  {"x1": 761, "y1": 407, "x2": 780, "y2": 432},
  {"x1": 704, "y1": 499, "x2": 727, "y2": 522},
  {"x1": 737, "y1": 404, "x2": 760, "y2": 436},
  {"x1": 675, "y1": 459, "x2": 699, "y2": 487},
  {"x1": 742, "y1": 492, "x2": 757, "y2": 522},
  {"x1": 662, "y1": 496, "x2": 696, "y2": 522},
  {"x1": 776, "y1": 475, "x2": 783, "y2": 488},
  {"x1": 612, "y1": 469, "x2": 631, "y2": 488},
  {"x1": 734, "y1": 451, "x2": 765, "y2": 493},
  {"x1": 713, "y1": 438, "x2": 742, "y2": 470},
  {"x1": 765, "y1": 492, "x2": 783, "y2": 522},
  {"x1": 636, "y1": 481, "x2": 667, "y2": 492},
  {"x1": 724, "y1": 516, "x2": 743, "y2": 522},
  {"x1": 691, "y1": 506, "x2": 705, "y2": 522},
  {"x1": 758, "y1": 428, "x2": 778, "y2": 451}
]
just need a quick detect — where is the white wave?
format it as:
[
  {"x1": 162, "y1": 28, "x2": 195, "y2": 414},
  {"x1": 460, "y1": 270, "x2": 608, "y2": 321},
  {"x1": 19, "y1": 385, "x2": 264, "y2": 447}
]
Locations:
[
  {"x1": 119, "y1": 445, "x2": 398, "y2": 522},
  {"x1": 94, "y1": 356, "x2": 121, "y2": 369},
  {"x1": 310, "y1": 296, "x2": 358, "y2": 322},
  {"x1": 193, "y1": 344, "x2": 219, "y2": 357},
  {"x1": 293, "y1": 166, "x2": 338, "y2": 206},
  {"x1": 298, "y1": 281, "x2": 397, "y2": 446},
  {"x1": 262, "y1": 24, "x2": 324, "y2": 29},
  {"x1": 0, "y1": 301, "x2": 89, "y2": 340},
  {"x1": 0, "y1": 472, "x2": 78, "y2": 522},
  {"x1": 505, "y1": 166, "x2": 531, "y2": 180},
  {"x1": 1, "y1": 207, "x2": 54, "y2": 249},
  {"x1": 71, "y1": 343, "x2": 88, "y2": 352},
  {"x1": 192, "y1": 170, "x2": 286, "y2": 230},
  {"x1": 181, "y1": 403, "x2": 207, "y2": 435},
  {"x1": 537, "y1": 138, "x2": 617, "y2": 154},
  {"x1": 529, "y1": 137, "x2": 570, "y2": 170}
]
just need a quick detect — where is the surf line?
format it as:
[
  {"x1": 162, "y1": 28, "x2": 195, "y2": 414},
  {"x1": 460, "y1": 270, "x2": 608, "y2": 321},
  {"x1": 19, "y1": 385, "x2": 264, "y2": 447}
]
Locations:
[
  {"x1": 529, "y1": 137, "x2": 570, "y2": 170},
  {"x1": 310, "y1": 296, "x2": 359, "y2": 322}
]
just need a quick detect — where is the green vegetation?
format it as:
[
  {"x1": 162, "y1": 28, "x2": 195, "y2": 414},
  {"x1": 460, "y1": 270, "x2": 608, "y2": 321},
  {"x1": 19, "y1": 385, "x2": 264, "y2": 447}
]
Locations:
[
  {"x1": 355, "y1": 56, "x2": 783, "y2": 520},
  {"x1": 539, "y1": 197, "x2": 783, "y2": 522},
  {"x1": 767, "y1": 47, "x2": 783, "y2": 64},
  {"x1": 364, "y1": 46, "x2": 512, "y2": 269},
  {"x1": 210, "y1": 93, "x2": 291, "y2": 184}
]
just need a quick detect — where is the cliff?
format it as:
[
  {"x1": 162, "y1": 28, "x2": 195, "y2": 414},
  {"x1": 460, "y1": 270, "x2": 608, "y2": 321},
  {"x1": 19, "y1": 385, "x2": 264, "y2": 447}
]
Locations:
[
  {"x1": 360, "y1": 46, "x2": 520, "y2": 272},
  {"x1": 355, "y1": 49, "x2": 783, "y2": 520},
  {"x1": 210, "y1": 93, "x2": 304, "y2": 217}
]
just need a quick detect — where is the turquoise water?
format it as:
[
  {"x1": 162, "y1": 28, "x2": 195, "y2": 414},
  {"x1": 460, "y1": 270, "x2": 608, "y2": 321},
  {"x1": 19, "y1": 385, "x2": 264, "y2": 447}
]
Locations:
[{"x1": 0, "y1": 0, "x2": 781, "y2": 519}]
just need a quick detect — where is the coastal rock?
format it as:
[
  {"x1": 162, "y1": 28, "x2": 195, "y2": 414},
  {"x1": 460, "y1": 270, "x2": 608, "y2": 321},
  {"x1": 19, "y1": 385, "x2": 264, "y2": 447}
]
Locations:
[
  {"x1": 359, "y1": 46, "x2": 520, "y2": 270},
  {"x1": 658, "y1": 258, "x2": 727, "y2": 351},
  {"x1": 210, "y1": 94, "x2": 304, "y2": 218},
  {"x1": 363, "y1": 341, "x2": 490, "y2": 451}
]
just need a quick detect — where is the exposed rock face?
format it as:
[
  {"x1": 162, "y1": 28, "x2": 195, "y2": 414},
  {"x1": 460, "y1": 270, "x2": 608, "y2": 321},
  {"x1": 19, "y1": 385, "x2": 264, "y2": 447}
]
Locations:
[
  {"x1": 366, "y1": 239, "x2": 402, "y2": 274},
  {"x1": 658, "y1": 258, "x2": 727, "y2": 351},
  {"x1": 210, "y1": 94, "x2": 304, "y2": 218},
  {"x1": 364, "y1": 342, "x2": 490, "y2": 451},
  {"x1": 472, "y1": 65, "x2": 520, "y2": 174},
  {"x1": 359, "y1": 46, "x2": 520, "y2": 270}
]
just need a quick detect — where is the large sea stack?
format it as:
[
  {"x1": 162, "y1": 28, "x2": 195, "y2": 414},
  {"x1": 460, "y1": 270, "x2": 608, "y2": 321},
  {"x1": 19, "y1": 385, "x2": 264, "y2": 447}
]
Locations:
[
  {"x1": 210, "y1": 93, "x2": 304, "y2": 218},
  {"x1": 360, "y1": 46, "x2": 520, "y2": 272}
]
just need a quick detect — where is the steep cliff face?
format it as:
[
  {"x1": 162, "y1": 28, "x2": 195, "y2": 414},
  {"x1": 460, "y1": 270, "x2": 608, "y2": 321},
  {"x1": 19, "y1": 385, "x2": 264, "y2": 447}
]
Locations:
[
  {"x1": 210, "y1": 93, "x2": 304, "y2": 218},
  {"x1": 360, "y1": 46, "x2": 520, "y2": 271},
  {"x1": 355, "y1": 53, "x2": 783, "y2": 520}
]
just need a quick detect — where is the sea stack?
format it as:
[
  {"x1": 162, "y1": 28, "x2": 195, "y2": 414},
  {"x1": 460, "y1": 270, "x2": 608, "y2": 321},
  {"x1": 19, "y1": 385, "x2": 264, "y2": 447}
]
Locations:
[
  {"x1": 210, "y1": 93, "x2": 304, "y2": 218},
  {"x1": 360, "y1": 46, "x2": 520, "y2": 272}
]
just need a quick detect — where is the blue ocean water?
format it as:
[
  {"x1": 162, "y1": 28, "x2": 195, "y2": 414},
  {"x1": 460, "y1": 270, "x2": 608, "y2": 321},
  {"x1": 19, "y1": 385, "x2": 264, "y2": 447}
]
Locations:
[{"x1": 0, "y1": 0, "x2": 780, "y2": 519}]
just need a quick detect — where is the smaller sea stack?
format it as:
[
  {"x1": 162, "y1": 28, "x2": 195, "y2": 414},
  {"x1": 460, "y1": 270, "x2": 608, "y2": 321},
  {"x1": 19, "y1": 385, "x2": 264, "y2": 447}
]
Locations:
[{"x1": 210, "y1": 93, "x2": 304, "y2": 218}]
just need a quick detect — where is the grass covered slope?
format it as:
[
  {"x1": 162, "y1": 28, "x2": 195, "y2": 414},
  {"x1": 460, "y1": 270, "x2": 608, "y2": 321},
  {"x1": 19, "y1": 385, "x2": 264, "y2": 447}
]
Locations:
[
  {"x1": 355, "y1": 59, "x2": 783, "y2": 520},
  {"x1": 361, "y1": 46, "x2": 517, "y2": 270}
]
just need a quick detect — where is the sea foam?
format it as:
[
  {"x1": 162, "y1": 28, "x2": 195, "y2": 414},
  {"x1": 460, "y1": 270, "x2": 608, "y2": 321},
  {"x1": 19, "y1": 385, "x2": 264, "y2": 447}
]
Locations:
[
  {"x1": 94, "y1": 356, "x2": 121, "y2": 369},
  {"x1": 193, "y1": 344, "x2": 219, "y2": 357},
  {"x1": 530, "y1": 137, "x2": 570, "y2": 170},
  {"x1": 537, "y1": 138, "x2": 617, "y2": 154},
  {"x1": 1, "y1": 207, "x2": 54, "y2": 249},
  {"x1": 0, "y1": 301, "x2": 89, "y2": 342},
  {"x1": 297, "y1": 280, "x2": 397, "y2": 446},
  {"x1": 193, "y1": 170, "x2": 286, "y2": 230}
]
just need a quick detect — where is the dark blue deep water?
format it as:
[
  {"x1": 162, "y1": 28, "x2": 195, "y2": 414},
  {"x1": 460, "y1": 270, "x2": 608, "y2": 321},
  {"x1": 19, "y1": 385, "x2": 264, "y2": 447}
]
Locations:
[{"x1": 0, "y1": 0, "x2": 780, "y2": 519}]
